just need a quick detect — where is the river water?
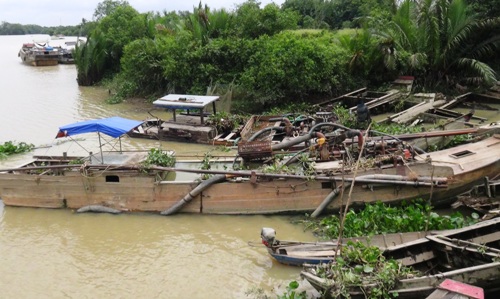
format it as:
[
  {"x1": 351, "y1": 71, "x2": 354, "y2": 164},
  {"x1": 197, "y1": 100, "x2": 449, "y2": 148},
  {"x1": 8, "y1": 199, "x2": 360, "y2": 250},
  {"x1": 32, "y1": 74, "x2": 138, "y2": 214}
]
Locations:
[{"x1": 0, "y1": 35, "x2": 317, "y2": 298}]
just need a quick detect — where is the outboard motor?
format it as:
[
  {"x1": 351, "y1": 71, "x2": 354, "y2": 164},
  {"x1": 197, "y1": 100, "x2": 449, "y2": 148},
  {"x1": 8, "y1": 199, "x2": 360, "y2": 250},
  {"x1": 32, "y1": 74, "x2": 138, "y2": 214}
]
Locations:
[{"x1": 261, "y1": 227, "x2": 277, "y2": 247}]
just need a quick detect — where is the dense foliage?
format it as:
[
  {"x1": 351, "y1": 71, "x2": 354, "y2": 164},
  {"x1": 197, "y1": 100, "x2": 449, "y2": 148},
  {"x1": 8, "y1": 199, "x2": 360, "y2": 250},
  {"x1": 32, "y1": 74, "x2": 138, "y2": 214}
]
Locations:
[{"x1": 68, "y1": 0, "x2": 500, "y2": 112}]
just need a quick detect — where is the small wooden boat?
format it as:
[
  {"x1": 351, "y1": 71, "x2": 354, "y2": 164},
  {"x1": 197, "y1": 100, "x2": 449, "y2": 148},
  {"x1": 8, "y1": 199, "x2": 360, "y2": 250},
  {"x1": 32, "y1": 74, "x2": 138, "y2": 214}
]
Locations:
[
  {"x1": 1, "y1": 117, "x2": 499, "y2": 216},
  {"x1": 262, "y1": 217, "x2": 500, "y2": 266},
  {"x1": 301, "y1": 218, "x2": 500, "y2": 298},
  {"x1": 260, "y1": 227, "x2": 437, "y2": 266}
]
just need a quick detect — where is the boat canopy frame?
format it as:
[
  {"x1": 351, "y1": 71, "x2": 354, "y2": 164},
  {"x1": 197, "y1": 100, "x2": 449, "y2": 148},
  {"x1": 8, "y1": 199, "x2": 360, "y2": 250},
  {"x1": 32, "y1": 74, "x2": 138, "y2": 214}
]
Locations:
[
  {"x1": 153, "y1": 94, "x2": 220, "y2": 124},
  {"x1": 55, "y1": 116, "x2": 143, "y2": 164}
]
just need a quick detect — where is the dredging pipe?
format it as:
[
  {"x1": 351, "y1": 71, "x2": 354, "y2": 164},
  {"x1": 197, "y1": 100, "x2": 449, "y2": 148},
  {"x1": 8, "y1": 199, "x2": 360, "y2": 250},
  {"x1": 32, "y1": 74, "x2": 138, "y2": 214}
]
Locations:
[
  {"x1": 247, "y1": 126, "x2": 286, "y2": 141},
  {"x1": 310, "y1": 183, "x2": 351, "y2": 218},
  {"x1": 160, "y1": 174, "x2": 227, "y2": 216}
]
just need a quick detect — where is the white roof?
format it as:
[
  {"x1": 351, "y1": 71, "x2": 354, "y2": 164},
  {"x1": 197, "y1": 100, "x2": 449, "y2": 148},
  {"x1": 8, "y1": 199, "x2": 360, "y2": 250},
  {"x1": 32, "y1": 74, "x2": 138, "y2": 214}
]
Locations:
[{"x1": 153, "y1": 94, "x2": 219, "y2": 110}]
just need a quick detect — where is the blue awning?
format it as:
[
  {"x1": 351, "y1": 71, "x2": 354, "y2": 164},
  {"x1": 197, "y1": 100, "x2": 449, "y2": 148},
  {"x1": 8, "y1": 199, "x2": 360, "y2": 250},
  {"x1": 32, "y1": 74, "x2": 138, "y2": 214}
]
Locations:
[{"x1": 56, "y1": 117, "x2": 143, "y2": 138}]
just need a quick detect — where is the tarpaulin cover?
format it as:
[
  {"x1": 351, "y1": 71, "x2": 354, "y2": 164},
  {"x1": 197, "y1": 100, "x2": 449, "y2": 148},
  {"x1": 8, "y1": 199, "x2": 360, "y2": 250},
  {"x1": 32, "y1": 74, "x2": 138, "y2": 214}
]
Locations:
[{"x1": 56, "y1": 117, "x2": 143, "y2": 138}]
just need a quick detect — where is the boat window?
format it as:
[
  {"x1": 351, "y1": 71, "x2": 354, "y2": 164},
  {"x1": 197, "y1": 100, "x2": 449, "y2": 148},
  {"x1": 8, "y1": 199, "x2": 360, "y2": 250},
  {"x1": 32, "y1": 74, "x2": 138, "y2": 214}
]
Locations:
[
  {"x1": 105, "y1": 175, "x2": 120, "y2": 183},
  {"x1": 321, "y1": 182, "x2": 334, "y2": 189},
  {"x1": 449, "y1": 150, "x2": 475, "y2": 159}
]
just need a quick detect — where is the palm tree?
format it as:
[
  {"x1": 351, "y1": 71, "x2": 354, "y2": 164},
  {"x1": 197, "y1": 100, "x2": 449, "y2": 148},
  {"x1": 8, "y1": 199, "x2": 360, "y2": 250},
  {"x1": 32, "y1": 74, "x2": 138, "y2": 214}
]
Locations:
[
  {"x1": 74, "y1": 29, "x2": 108, "y2": 86},
  {"x1": 374, "y1": 0, "x2": 500, "y2": 89}
]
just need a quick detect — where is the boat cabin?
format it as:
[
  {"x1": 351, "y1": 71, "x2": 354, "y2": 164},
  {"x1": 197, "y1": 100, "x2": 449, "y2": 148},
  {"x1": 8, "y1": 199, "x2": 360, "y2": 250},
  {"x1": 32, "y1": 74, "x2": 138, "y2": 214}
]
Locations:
[{"x1": 152, "y1": 94, "x2": 220, "y2": 143}]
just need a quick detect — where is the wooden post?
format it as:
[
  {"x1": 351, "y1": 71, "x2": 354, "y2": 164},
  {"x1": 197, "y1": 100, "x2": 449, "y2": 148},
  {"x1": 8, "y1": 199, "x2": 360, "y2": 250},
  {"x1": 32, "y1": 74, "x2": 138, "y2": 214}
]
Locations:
[
  {"x1": 172, "y1": 109, "x2": 176, "y2": 122},
  {"x1": 200, "y1": 109, "x2": 204, "y2": 124},
  {"x1": 212, "y1": 101, "x2": 217, "y2": 115},
  {"x1": 484, "y1": 176, "x2": 491, "y2": 198}
]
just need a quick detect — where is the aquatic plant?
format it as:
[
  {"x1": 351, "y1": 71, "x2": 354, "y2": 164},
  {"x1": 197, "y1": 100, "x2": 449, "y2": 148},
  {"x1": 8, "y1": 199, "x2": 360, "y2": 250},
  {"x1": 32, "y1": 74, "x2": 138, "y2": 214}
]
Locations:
[
  {"x1": 0, "y1": 141, "x2": 34, "y2": 159},
  {"x1": 315, "y1": 241, "x2": 417, "y2": 299},
  {"x1": 143, "y1": 148, "x2": 176, "y2": 167},
  {"x1": 276, "y1": 281, "x2": 307, "y2": 299},
  {"x1": 302, "y1": 200, "x2": 478, "y2": 239}
]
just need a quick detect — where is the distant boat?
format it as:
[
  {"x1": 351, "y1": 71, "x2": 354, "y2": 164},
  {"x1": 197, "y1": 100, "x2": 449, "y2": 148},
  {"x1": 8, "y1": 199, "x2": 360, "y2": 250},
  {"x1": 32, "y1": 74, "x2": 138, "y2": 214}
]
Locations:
[
  {"x1": 51, "y1": 34, "x2": 65, "y2": 40},
  {"x1": 55, "y1": 41, "x2": 76, "y2": 64},
  {"x1": 18, "y1": 41, "x2": 59, "y2": 66}
]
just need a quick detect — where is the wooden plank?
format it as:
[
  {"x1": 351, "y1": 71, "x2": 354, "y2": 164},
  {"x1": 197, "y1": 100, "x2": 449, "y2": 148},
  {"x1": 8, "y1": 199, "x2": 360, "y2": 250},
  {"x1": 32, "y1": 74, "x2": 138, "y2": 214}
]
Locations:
[
  {"x1": 469, "y1": 231, "x2": 500, "y2": 245},
  {"x1": 224, "y1": 132, "x2": 236, "y2": 141},
  {"x1": 398, "y1": 251, "x2": 435, "y2": 266},
  {"x1": 392, "y1": 99, "x2": 447, "y2": 124},
  {"x1": 288, "y1": 250, "x2": 338, "y2": 257}
]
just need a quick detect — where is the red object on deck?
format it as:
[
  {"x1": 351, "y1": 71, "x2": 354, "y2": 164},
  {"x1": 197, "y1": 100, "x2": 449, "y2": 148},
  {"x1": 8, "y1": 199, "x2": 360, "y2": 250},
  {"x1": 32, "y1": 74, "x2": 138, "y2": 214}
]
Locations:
[{"x1": 438, "y1": 279, "x2": 484, "y2": 299}]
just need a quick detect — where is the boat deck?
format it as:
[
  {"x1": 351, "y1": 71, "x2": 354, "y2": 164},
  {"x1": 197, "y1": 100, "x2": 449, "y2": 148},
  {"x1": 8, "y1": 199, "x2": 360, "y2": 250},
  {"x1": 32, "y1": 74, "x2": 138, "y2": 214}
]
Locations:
[{"x1": 416, "y1": 134, "x2": 500, "y2": 174}]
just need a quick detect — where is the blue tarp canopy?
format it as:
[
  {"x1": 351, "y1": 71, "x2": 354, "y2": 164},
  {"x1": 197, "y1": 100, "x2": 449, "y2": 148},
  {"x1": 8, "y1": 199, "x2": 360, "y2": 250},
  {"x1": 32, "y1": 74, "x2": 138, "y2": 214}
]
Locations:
[{"x1": 56, "y1": 117, "x2": 143, "y2": 139}]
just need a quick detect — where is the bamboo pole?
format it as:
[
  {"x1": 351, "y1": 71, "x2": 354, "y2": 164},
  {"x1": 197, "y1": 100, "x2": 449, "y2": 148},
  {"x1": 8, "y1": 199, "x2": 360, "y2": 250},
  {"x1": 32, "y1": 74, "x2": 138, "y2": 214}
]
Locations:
[{"x1": 335, "y1": 124, "x2": 372, "y2": 251}]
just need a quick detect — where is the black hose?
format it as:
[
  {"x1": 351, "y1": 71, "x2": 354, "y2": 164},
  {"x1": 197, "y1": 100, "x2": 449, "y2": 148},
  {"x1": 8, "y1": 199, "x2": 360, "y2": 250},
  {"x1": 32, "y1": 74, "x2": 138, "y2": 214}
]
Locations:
[{"x1": 160, "y1": 174, "x2": 227, "y2": 215}]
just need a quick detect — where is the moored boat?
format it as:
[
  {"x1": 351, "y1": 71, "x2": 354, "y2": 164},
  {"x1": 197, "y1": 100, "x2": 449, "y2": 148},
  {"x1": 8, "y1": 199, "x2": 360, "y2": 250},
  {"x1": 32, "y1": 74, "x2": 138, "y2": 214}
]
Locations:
[
  {"x1": 0, "y1": 117, "x2": 499, "y2": 216},
  {"x1": 260, "y1": 227, "x2": 437, "y2": 266},
  {"x1": 18, "y1": 41, "x2": 59, "y2": 66},
  {"x1": 300, "y1": 217, "x2": 500, "y2": 298}
]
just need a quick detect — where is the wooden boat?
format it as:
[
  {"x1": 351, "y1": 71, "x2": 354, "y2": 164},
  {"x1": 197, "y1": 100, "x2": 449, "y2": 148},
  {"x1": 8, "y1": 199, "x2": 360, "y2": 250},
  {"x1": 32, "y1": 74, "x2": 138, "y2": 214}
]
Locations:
[
  {"x1": 301, "y1": 217, "x2": 500, "y2": 298},
  {"x1": 56, "y1": 46, "x2": 74, "y2": 64},
  {"x1": 18, "y1": 42, "x2": 59, "y2": 66},
  {"x1": 260, "y1": 227, "x2": 437, "y2": 266},
  {"x1": 123, "y1": 94, "x2": 228, "y2": 144},
  {"x1": 262, "y1": 216, "x2": 500, "y2": 266},
  {"x1": 127, "y1": 113, "x2": 317, "y2": 147},
  {"x1": 0, "y1": 117, "x2": 499, "y2": 216}
]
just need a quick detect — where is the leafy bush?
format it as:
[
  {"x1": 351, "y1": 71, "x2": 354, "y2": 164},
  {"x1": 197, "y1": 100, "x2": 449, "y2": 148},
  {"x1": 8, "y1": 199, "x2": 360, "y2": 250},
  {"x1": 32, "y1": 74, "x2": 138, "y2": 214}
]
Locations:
[{"x1": 239, "y1": 31, "x2": 352, "y2": 107}]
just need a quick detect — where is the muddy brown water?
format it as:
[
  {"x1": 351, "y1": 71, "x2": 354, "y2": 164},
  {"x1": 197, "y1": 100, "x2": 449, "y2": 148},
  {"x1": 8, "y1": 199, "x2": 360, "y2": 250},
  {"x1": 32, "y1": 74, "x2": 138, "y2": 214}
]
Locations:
[{"x1": 0, "y1": 35, "x2": 318, "y2": 298}]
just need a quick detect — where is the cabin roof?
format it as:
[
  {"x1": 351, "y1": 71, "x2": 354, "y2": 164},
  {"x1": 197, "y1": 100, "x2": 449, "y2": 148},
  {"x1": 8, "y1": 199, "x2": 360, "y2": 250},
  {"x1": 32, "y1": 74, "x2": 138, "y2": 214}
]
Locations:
[{"x1": 153, "y1": 94, "x2": 219, "y2": 110}]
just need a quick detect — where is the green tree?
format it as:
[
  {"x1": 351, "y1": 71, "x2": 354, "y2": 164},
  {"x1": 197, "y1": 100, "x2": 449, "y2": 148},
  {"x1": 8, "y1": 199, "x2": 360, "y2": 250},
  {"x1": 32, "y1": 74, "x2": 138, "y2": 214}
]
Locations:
[
  {"x1": 74, "y1": 29, "x2": 108, "y2": 85},
  {"x1": 182, "y1": 3, "x2": 233, "y2": 45},
  {"x1": 75, "y1": 4, "x2": 148, "y2": 85},
  {"x1": 93, "y1": 0, "x2": 130, "y2": 21},
  {"x1": 233, "y1": 0, "x2": 300, "y2": 39},
  {"x1": 466, "y1": 0, "x2": 500, "y2": 19},
  {"x1": 373, "y1": 0, "x2": 500, "y2": 89},
  {"x1": 239, "y1": 31, "x2": 351, "y2": 108}
]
